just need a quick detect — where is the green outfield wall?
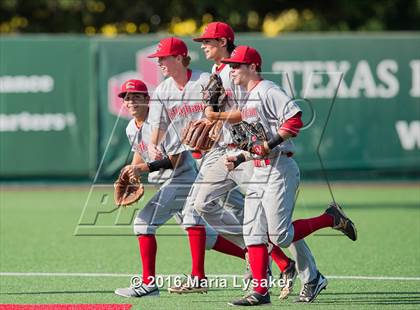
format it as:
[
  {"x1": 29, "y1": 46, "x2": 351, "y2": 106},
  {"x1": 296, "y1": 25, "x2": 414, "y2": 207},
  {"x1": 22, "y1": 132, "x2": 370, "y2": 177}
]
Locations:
[
  {"x1": 1, "y1": 34, "x2": 419, "y2": 179},
  {"x1": 0, "y1": 37, "x2": 97, "y2": 177}
]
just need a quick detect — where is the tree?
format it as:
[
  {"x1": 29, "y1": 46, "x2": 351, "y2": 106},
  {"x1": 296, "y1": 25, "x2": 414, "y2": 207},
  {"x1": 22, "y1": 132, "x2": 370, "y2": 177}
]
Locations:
[{"x1": 1, "y1": 0, "x2": 419, "y2": 35}]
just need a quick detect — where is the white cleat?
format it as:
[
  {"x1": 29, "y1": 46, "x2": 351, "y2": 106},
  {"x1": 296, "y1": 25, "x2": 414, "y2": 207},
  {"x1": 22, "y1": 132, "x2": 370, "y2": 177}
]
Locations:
[{"x1": 115, "y1": 283, "x2": 159, "y2": 298}]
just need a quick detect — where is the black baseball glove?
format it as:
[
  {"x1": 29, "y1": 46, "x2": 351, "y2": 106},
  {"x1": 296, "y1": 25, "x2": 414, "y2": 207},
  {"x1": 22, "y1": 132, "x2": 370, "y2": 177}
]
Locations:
[
  {"x1": 202, "y1": 73, "x2": 227, "y2": 112},
  {"x1": 230, "y1": 121, "x2": 270, "y2": 156}
]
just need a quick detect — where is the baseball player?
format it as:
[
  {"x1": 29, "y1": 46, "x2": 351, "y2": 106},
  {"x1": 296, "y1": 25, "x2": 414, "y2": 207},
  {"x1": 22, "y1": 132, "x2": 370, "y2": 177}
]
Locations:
[
  {"x1": 146, "y1": 37, "x2": 248, "y2": 293},
  {"x1": 219, "y1": 46, "x2": 357, "y2": 306},
  {"x1": 189, "y1": 21, "x2": 325, "y2": 301},
  {"x1": 113, "y1": 79, "x2": 245, "y2": 298},
  {"x1": 157, "y1": 23, "x2": 256, "y2": 294}
]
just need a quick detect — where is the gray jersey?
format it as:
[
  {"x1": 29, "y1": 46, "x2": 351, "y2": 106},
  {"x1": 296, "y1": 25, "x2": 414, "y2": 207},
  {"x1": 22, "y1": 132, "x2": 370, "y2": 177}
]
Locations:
[
  {"x1": 125, "y1": 119, "x2": 196, "y2": 181},
  {"x1": 240, "y1": 80, "x2": 301, "y2": 155},
  {"x1": 148, "y1": 70, "x2": 210, "y2": 154},
  {"x1": 213, "y1": 64, "x2": 245, "y2": 147},
  {"x1": 128, "y1": 118, "x2": 218, "y2": 248}
]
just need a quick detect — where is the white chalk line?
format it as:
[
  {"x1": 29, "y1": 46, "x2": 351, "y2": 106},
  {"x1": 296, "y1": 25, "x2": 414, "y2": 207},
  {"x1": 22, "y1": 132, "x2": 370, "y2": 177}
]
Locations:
[{"x1": 1, "y1": 272, "x2": 419, "y2": 281}]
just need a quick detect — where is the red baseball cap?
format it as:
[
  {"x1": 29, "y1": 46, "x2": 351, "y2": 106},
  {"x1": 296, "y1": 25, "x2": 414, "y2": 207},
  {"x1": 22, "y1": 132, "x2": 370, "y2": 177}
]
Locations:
[
  {"x1": 193, "y1": 22, "x2": 235, "y2": 42},
  {"x1": 221, "y1": 45, "x2": 262, "y2": 68},
  {"x1": 118, "y1": 79, "x2": 148, "y2": 98},
  {"x1": 147, "y1": 37, "x2": 188, "y2": 58}
]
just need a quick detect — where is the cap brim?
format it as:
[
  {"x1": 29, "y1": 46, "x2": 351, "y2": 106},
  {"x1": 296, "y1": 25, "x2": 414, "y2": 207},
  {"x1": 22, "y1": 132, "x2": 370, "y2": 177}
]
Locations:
[
  {"x1": 147, "y1": 53, "x2": 162, "y2": 58},
  {"x1": 118, "y1": 90, "x2": 148, "y2": 98},
  {"x1": 147, "y1": 52, "x2": 185, "y2": 58},
  {"x1": 147, "y1": 51, "x2": 172, "y2": 58},
  {"x1": 193, "y1": 35, "x2": 222, "y2": 42},
  {"x1": 192, "y1": 36, "x2": 207, "y2": 42},
  {"x1": 221, "y1": 58, "x2": 248, "y2": 65}
]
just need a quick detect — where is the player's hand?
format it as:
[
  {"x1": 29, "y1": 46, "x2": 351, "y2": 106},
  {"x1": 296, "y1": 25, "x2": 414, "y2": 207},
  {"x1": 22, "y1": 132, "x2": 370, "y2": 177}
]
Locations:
[
  {"x1": 148, "y1": 144, "x2": 163, "y2": 160},
  {"x1": 195, "y1": 117, "x2": 212, "y2": 125},
  {"x1": 225, "y1": 153, "x2": 248, "y2": 171},
  {"x1": 209, "y1": 120, "x2": 223, "y2": 141},
  {"x1": 205, "y1": 106, "x2": 218, "y2": 121},
  {"x1": 122, "y1": 164, "x2": 143, "y2": 180},
  {"x1": 121, "y1": 165, "x2": 137, "y2": 181},
  {"x1": 250, "y1": 142, "x2": 270, "y2": 157},
  {"x1": 224, "y1": 155, "x2": 238, "y2": 171}
]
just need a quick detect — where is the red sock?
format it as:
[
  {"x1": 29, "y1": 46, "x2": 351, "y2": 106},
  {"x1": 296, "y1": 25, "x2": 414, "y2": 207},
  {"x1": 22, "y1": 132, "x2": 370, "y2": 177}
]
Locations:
[
  {"x1": 138, "y1": 234, "x2": 157, "y2": 285},
  {"x1": 292, "y1": 213, "x2": 334, "y2": 241},
  {"x1": 270, "y1": 245, "x2": 290, "y2": 272},
  {"x1": 212, "y1": 236, "x2": 246, "y2": 259},
  {"x1": 187, "y1": 226, "x2": 206, "y2": 279},
  {"x1": 248, "y1": 244, "x2": 269, "y2": 295}
]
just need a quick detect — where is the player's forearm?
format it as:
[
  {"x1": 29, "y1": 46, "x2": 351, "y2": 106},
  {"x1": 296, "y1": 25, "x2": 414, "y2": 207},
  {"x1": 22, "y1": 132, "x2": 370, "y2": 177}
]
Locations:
[
  {"x1": 146, "y1": 158, "x2": 172, "y2": 172},
  {"x1": 130, "y1": 154, "x2": 176, "y2": 174},
  {"x1": 261, "y1": 114, "x2": 302, "y2": 155},
  {"x1": 205, "y1": 108, "x2": 242, "y2": 123},
  {"x1": 146, "y1": 154, "x2": 179, "y2": 172},
  {"x1": 225, "y1": 152, "x2": 253, "y2": 170},
  {"x1": 261, "y1": 130, "x2": 292, "y2": 154},
  {"x1": 269, "y1": 112, "x2": 303, "y2": 148},
  {"x1": 131, "y1": 152, "x2": 145, "y2": 165}
]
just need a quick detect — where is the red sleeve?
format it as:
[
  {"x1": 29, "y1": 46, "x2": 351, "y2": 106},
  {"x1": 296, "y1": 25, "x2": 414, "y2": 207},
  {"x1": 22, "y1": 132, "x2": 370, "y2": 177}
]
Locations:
[{"x1": 280, "y1": 112, "x2": 303, "y2": 137}]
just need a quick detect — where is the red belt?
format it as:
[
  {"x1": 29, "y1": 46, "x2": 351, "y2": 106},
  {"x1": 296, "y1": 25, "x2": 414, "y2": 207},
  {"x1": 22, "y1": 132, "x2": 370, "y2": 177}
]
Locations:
[
  {"x1": 191, "y1": 150, "x2": 203, "y2": 159},
  {"x1": 253, "y1": 158, "x2": 271, "y2": 167},
  {"x1": 253, "y1": 152, "x2": 293, "y2": 167}
]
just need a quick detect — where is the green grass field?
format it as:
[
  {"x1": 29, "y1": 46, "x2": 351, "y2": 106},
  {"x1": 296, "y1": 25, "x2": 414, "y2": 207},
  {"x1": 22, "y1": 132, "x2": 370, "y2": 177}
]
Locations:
[{"x1": 1, "y1": 183, "x2": 419, "y2": 309}]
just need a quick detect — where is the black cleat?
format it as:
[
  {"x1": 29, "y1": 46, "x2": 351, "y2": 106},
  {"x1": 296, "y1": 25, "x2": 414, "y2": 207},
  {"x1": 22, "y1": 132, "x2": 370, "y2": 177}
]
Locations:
[
  {"x1": 295, "y1": 272, "x2": 327, "y2": 303},
  {"x1": 228, "y1": 291, "x2": 271, "y2": 306},
  {"x1": 279, "y1": 259, "x2": 297, "y2": 299},
  {"x1": 325, "y1": 202, "x2": 357, "y2": 241}
]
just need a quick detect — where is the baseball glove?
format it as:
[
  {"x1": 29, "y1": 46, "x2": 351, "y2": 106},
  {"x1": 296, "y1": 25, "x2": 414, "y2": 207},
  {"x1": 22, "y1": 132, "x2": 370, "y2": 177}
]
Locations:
[
  {"x1": 230, "y1": 121, "x2": 268, "y2": 154},
  {"x1": 181, "y1": 119, "x2": 222, "y2": 151},
  {"x1": 202, "y1": 73, "x2": 228, "y2": 112},
  {"x1": 114, "y1": 168, "x2": 144, "y2": 207}
]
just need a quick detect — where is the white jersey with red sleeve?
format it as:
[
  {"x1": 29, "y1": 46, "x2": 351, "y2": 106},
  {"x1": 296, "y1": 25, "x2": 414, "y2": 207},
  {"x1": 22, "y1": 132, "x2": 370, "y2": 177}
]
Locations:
[
  {"x1": 240, "y1": 79, "x2": 301, "y2": 155},
  {"x1": 148, "y1": 69, "x2": 210, "y2": 154},
  {"x1": 125, "y1": 118, "x2": 196, "y2": 182}
]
